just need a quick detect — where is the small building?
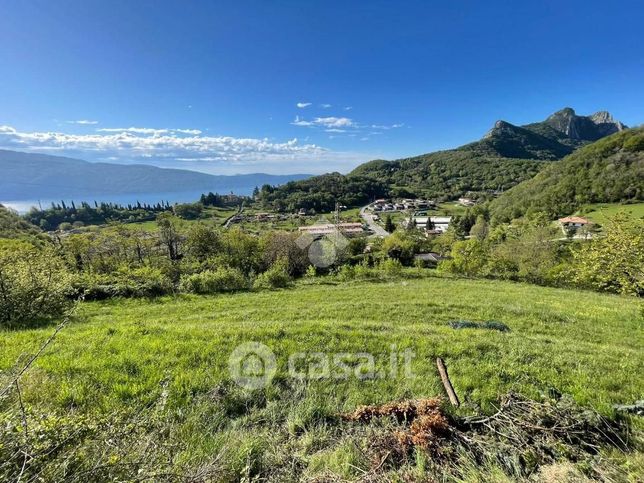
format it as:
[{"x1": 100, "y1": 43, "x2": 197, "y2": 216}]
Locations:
[
  {"x1": 412, "y1": 215, "x2": 452, "y2": 233},
  {"x1": 298, "y1": 222, "x2": 365, "y2": 237},
  {"x1": 414, "y1": 252, "x2": 446, "y2": 268},
  {"x1": 558, "y1": 216, "x2": 589, "y2": 229},
  {"x1": 458, "y1": 197, "x2": 475, "y2": 207}
]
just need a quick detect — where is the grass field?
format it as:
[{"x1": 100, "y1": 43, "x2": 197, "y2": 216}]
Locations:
[
  {"x1": 579, "y1": 201, "x2": 644, "y2": 225},
  {"x1": 1, "y1": 274, "x2": 642, "y2": 480}
]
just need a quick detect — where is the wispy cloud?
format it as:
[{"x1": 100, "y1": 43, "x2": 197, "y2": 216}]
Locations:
[
  {"x1": 96, "y1": 127, "x2": 202, "y2": 136},
  {"x1": 370, "y1": 123, "x2": 404, "y2": 130},
  {"x1": 314, "y1": 117, "x2": 355, "y2": 128},
  {"x1": 291, "y1": 116, "x2": 313, "y2": 127},
  {"x1": 344, "y1": 106, "x2": 353, "y2": 111},
  {"x1": 296, "y1": 102, "x2": 312, "y2": 108},
  {"x1": 67, "y1": 119, "x2": 99, "y2": 125},
  {"x1": 292, "y1": 116, "x2": 356, "y2": 129},
  {"x1": 320, "y1": 103, "x2": 332, "y2": 108},
  {"x1": 291, "y1": 115, "x2": 404, "y2": 137}
]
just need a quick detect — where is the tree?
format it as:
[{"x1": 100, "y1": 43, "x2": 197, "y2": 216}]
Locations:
[
  {"x1": 469, "y1": 215, "x2": 489, "y2": 240},
  {"x1": 426, "y1": 217, "x2": 435, "y2": 231},
  {"x1": 184, "y1": 224, "x2": 220, "y2": 262},
  {"x1": 572, "y1": 214, "x2": 644, "y2": 295},
  {"x1": 440, "y1": 239, "x2": 488, "y2": 276},
  {"x1": 173, "y1": 202, "x2": 203, "y2": 220},
  {"x1": 384, "y1": 215, "x2": 395, "y2": 233},
  {"x1": 157, "y1": 213, "x2": 182, "y2": 261}
]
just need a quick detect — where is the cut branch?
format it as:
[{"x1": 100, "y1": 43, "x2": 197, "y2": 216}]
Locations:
[{"x1": 436, "y1": 357, "x2": 460, "y2": 408}]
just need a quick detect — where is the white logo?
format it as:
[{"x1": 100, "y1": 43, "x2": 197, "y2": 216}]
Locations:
[
  {"x1": 296, "y1": 218, "x2": 349, "y2": 268},
  {"x1": 228, "y1": 342, "x2": 277, "y2": 390}
]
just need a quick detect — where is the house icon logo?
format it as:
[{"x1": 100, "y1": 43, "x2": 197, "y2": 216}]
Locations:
[
  {"x1": 228, "y1": 342, "x2": 277, "y2": 390},
  {"x1": 295, "y1": 217, "x2": 349, "y2": 268}
]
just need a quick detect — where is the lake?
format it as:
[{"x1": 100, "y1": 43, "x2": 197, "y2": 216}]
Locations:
[{"x1": 1, "y1": 190, "x2": 221, "y2": 214}]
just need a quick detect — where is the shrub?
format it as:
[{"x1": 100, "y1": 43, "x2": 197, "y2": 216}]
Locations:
[
  {"x1": 73, "y1": 266, "x2": 174, "y2": 300},
  {"x1": 180, "y1": 267, "x2": 248, "y2": 294},
  {"x1": 378, "y1": 258, "x2": 404, "y2": 276},
  {"x1": 0, "y1": 241, "x2": 73, "y2": 326},
  {"x1": 253, "y1": 258, "x2": 292, "y2": 289}
]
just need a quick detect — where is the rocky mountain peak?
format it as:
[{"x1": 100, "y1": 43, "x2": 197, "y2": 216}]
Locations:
[
  {"x1": 590, "y1": 111, "x2": 614, "y2": 124},
  {"x1": 543, "y1": 107, "x2": 626, "y2": 141}
]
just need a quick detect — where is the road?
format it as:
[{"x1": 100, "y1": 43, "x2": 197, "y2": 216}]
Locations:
[
  {"x1": 359, "y1": 204, "x2": 390, "y2": 237},
  {"x1": 223, "y1": 204, "x2": 244, "y2": 228}
]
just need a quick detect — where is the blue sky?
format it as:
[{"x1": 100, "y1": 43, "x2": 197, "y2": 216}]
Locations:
[{"x1": 0, "y1": 0, "x2": 642, "y2": 175}]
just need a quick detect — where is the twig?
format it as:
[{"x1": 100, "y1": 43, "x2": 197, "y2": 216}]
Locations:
[
  {"x1": 15, "y1": 372, "x2": 31, "y2": 483},
  {"x1": 436, "y1": 357, "x2": 460, "y2": 407}
]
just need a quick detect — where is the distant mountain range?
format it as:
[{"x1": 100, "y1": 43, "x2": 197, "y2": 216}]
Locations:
[
  {"x1": 459, "y1": 108, "x2": 627, "y2": 160},
  {"x1": 258, "y1": 108, "x2": 633, "y2": 211},
  {"x1": 0, "y1": 150, "x2": 311, "y2": 201}
]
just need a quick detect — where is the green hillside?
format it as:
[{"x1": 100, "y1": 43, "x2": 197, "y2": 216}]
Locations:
[
  {"x1": 0, "y1": 275, "x2": 642, "y2": 480},
  {"x1": 490, "y1": 127, "x2": 644, "y2": 222},
  {"x1": 259, "y1": 108, "x2": 627, "y2": 210},
  {"x1": 349, "y1": 150, "x2": 544, "y2": 199},
  {"x1": 0, "y1": 204, "x2": 42, "y2": 239}
]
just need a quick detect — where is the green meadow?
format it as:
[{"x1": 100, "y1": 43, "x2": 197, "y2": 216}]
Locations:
[
  {"x1": 1, "y1": 273, "x2": 642, "y2": 480},
  {"x1": 580, "y1": 201, "x2": 644, "y2": 225}
]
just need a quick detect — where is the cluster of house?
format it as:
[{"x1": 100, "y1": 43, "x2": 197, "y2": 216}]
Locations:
[
  {"x1": 407, "y1": 214, "x2": 452, "y2": 233},
  {"x1": 298, "y1": 222, "x2": 366, "y2": 237},
  {"x1": 370, "y1": 198, "x2": 436, "y2": 212}
]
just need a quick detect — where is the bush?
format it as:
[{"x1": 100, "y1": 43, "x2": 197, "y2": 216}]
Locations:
[
  {"x1": 0, "y1": 241, "x2": 73, "y2": 326},
  {"x1": 180, "y1": 267, "x2": 248, "y2": 294},
  {"x1": 253, "y1": 258, "x2": 292, "y2": 289},
  {"x1": 73, "y1": 266, "x2": 174, "y2": 300},
  {"x1": 378, "y1": 258, "x2": 404, "y2": 276}
]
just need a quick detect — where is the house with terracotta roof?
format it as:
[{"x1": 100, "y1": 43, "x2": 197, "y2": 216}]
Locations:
[{"x1": 558, "y1": 216, "x2": 589, "y2": 229}]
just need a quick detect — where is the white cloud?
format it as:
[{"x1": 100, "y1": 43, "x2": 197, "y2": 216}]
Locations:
[
  {"x1": 325, "y1": 128, "x2": 346, "y2": 133},
  {"x1": 370, "y1": 123, "x2": 404, "y2": 130},
  {"x1": 313, "y1": 117, "x2": 355, "y2": 128},
  {"x1": 67, "y1": 119, "x2": 99, "y2": 125},
  {"x1": 291, "y1": 116, "x2": 313, "y2": 127},
  {"x1": 292, "y1": 115, "x2": 403, "y2": 134},
  {"x1": 344, "y1": 106, "x2": 353, "y2": 111},
  {"x1": 96, "y1": 127, "x2": 202, "y2": 136},
  {"x1": 320, "y1": 103, "x2": 332, "y2": 108},
  {"x1": 291, "y1": 116, "x2": 356, "y2": 129},
  {"x1": 296, "y1": 102, "x2": 312, "y2": 108},
  {"x1": 0, "y1": 124, "x2": 328, "y2": 165}
]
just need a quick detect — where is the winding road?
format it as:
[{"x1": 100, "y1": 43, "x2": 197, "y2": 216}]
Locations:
[{"x1": 359, "y1": 204, "x2": 390, "y2": 237}]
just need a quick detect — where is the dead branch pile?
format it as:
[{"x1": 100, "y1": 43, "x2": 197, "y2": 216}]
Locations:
[{"x1": 342, "y1": 392, "x2": 636, "y2": 480}]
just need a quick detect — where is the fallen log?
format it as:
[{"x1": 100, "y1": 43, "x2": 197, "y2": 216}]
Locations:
[{"x1": 436, "y1": 357, "x2": 460, "y2": 408}]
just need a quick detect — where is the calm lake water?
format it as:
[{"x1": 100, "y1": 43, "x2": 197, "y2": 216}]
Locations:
[{"x1": 1, "y1": 190, "x2": 219, "y2": 214}]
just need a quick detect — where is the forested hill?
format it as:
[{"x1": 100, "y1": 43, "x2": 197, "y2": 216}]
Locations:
[
  {"x1": 489, "y1": 127, "x2": 644, "y2": 222},
  {"x1": 348, "y1": 151, "x2": 544, "y2": 200},
  {"x1": 0, "y1": 150, "x2": 311, "y2": 200},
  {"x1": 258, "y1": 108, "x2": 627, "y2": 211}
]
